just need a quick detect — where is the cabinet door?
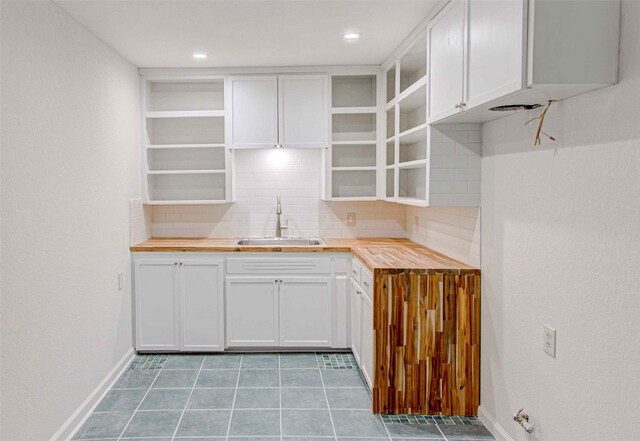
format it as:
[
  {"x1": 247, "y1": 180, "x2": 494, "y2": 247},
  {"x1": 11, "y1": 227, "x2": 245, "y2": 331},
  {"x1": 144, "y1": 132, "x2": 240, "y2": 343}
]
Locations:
[
  {"x1": 180, "y1": 260, "x2": 224, "y2": 352},
  {"x1": 427, "y1": 0, "x2": 465, "y2": 122},
  {"x1": 226, "y1": 277, "x2": 279, "y2": 347},
  {"x1": 228, "y1": 76, "x2": 278, "y2": 148},
  {"x1": 465, "y1": 0, "x2": 525, "y2": 109},
  {"x1": 360, "y1": 290, "x2": 374, "y2": 389},
  {"x1": 350, "y1": 280, "x2": 362, "y2": 363},
  {"x1": 278, "y1": 75, "x2": 329, "y2": 148},
  {"x1": 279, "y1": 277, "x2": 333, "y2": 347},
  {"x1": 134, "y1": 259, "x2": 179, "y2": 351}
]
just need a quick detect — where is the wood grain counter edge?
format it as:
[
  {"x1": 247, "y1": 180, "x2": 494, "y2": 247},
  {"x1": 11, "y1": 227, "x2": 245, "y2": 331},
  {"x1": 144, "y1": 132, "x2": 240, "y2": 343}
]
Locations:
[{"x1": 130, "y1": 237, "x2": 479, "y2": 274}]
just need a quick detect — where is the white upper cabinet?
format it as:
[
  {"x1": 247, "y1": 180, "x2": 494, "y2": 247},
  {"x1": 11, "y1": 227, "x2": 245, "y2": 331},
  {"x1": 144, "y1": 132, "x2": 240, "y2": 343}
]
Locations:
[
  {"x1": 427, "y1": 0, "x2": 465, "y2": 122},
  {"x1": 465, "y1": 0, "x2": 525, "y2": 109},
  {"x1": 228, "y1": 76, "x2": 279, "y2": 149},
  {"x1": 279, "y1": 75, "x2": 329, "y2": 148},
  {"x1": 428, "y1": 0, "x2": 620, "y2": 124},
  {"x1": 228, "y1": 74, "x2": 329, "y2": 149}
]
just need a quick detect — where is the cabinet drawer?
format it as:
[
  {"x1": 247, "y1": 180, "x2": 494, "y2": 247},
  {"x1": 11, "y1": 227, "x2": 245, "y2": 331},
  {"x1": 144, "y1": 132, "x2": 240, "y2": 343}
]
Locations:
[
  {"x1": 226, "y1": 257, "x2": 331, "y2": 275},
  {"x1": 361, "y1": 267, "x2": 373, "y2": 298},
  {"x1": 350, "y1": 258, "x2": 362, "y2": 283}
]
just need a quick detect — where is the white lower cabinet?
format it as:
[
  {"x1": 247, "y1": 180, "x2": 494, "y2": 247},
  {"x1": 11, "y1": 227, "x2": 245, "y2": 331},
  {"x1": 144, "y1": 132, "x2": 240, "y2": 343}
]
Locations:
[
  {"x1": 134, "y1": 253, "x2": 348, "y2": 352},
  {"x1": 135, "y1": 259, "x2": 180, "y2": 351},
  {"x1": 226, "y1": 276, "x2": 333, "y2": 348},
  {"x1": 135, "y1": 258, "x2": 224, "y2": 352},
  {"x1": 350, "y1": 258, "x2": 374, "y2": 390},
  {"x1": 349, "y1": 279, "x2": 362, "y2": 363},
  {"x1": 180, "y1": 260, "x2": 225, "y2": 351},
  {"x1": 360, "y1": 289, "x2": 374, "y2": 388},
  {"x1": 280, "y1": 278, "x2": 333, "y2": 346},
  {"x1": 226, "y1": 277, "x2": 279, "y2": 347}
]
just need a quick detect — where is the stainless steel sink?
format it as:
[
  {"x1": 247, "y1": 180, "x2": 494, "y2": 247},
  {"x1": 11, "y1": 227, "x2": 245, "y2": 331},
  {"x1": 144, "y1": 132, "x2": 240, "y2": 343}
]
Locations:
[{"x1": 232, "y1": 237, "x2": 327, "y2": 246}]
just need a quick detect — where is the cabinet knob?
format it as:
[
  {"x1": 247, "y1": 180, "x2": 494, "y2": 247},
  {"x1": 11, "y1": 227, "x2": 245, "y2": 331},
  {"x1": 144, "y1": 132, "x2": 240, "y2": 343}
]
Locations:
[
  {"x1": 455, "y1": 102, "x2": 463, "y2": 109},
  {"x1": 174, "y1": 262, "x2": 178, "y2": 265},
  {"x1": 363, "y1": 281, "x2": 369, "y2": 287}
]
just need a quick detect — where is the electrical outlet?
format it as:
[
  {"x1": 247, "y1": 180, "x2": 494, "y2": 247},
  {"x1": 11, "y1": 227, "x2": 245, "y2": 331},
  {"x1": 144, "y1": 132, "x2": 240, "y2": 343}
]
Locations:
[
  {"x1": 543, "y1": 325, "x2": 556, "y2": 357},
  {"x1": 347, "y1": 212, "x2": 356, "y2": 226},
  {"x1": 118, "y1": 271, "x2": 124, "y2": 291},
  {"x1": 414, "y1": 216, "x2": 419, "y2": 231}
]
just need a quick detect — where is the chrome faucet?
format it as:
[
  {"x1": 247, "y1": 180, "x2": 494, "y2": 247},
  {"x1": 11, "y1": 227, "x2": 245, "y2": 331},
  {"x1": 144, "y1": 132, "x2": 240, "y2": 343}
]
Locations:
[{"x1": 275, "y1": 194, "x2": 288, "y2": 238}]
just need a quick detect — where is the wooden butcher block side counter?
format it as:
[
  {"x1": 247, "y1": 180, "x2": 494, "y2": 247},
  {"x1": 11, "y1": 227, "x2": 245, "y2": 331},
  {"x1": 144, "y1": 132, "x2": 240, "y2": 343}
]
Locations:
[
  {"x1": 348, "y1": 243, "x2": 481, "y2": 416},
  {"x1": 130, "y1": 237, "x2": 480, "y2": 416}
]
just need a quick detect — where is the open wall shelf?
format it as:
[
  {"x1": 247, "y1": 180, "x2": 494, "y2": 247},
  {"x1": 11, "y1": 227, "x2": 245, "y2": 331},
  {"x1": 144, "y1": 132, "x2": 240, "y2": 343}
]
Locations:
[
  {"x1": 398, "y1": 84, "x2": 427, "y2": 133},
  {"x1": 143, "y1": 77, "x2": 231, "y2": 205},
  {"x1": 147, "y1": 172, "x2": 227, "y2": 202},
  {"x1": 326, "y1": 73, "x2": 380, "y2": 201},
  {"x1": 332, "y1": 170, "x2": 376, "y2": 198},
  {"x1": 332, "y1": 143, "x2": 377, "y2": 168},
  {"x1": 146, "y1": 116, "x2": 225, "y2": 146},
  {"x1": 331, "y1": 113, "x2": 377, "y2": 142},
  {"x1": 399, "y1": 32, "x2": 427, "y2": 93},
  {"x1": 147, "y1": 79, "x2": 225, "y2": 112},
  {"x1": 332, "y1": 75, "x2": 376, "y2": 108},
  {"x1": 147, "y1": 147, "x2": 226, "y2": 171}
]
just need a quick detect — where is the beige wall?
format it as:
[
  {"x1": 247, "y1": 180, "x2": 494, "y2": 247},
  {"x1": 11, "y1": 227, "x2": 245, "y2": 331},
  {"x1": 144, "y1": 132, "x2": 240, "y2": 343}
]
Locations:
[{"x1": 0, "y1": 2, "x2": 141, "y2": 439}]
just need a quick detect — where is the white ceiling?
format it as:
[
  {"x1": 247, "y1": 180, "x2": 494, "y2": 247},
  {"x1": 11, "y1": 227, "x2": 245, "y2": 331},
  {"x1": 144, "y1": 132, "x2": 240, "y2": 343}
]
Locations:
[{"x1": 53, "y1": 0, "x2": 439, "y2": 68}]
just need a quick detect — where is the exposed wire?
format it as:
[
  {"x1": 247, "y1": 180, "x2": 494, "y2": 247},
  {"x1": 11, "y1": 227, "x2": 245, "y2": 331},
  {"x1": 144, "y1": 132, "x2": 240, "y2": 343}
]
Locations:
[{"x1": 525, "y1": 100, "x2": 556, "y2": 146}]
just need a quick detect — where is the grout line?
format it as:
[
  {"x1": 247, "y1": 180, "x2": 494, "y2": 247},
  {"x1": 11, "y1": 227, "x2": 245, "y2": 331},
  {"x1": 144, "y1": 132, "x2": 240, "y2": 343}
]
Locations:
[
  {"x1": 381, "y1": 414, "x2": 395, "y2": 441},
  {"x1": 92, "y1": 406, "x2": 372, "y2": 413},
  {"x1": 435, "y1": 423, "x2": 449, "y2": 441},
  {"x1": 116, "y1": 357, "x2": 167, "y2": 441},
  {"x1": 318, "y1": 366, "x2": 338, "y2": 441},
  {"x1": 279, "y1": 354, "x2": 283, "y2": 441},
  {"x1": 112, "y1": 386, "x2": 370, "y2": 390},
  {"x1": 225, "y1": 354, "x2": 244, "y2": 441},
  {"x1": 170, "y1": 357, "x2": 206, "y2": 441}
]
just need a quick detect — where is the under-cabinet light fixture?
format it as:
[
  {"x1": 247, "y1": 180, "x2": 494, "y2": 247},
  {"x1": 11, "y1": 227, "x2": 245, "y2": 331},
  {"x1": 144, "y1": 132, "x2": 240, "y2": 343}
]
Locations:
[
  {"x1": 192, "y1": 51, "x2": 208, "y2": 60},
  {"x1": 343, "y1": 32, "x2": 360, "y2": 41}
]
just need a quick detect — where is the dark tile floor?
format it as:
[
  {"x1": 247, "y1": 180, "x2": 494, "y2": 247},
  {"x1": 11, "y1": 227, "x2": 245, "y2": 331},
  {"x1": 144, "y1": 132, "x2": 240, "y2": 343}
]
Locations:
[{"x1": 72, "y1": 353, "x2": 495, "y2": 441}]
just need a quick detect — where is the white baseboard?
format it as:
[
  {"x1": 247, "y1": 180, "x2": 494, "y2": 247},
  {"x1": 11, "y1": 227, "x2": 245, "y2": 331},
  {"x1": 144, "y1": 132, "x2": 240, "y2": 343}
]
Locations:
[
  {"x1": 49, "y1": 347, "x2": 136, "y2": 441},
  {"x1": 478, "y1": 405, "x2": 516, "y2": 441}
]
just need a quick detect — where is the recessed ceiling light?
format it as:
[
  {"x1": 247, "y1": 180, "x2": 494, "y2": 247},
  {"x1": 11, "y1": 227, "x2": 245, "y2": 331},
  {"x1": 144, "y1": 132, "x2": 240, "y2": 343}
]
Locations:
[
  {"x1": 192, "y1": 51, "x2": 208, "y2": 60},
  {"x1": 343, "y1": 32, "x2": 360, "y2": 41}
]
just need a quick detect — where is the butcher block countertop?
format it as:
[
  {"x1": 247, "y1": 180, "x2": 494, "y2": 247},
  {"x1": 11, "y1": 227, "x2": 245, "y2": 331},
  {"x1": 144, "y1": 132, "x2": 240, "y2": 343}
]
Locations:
[{"x1": 130, "y1": 238, "x2": 478, "y2": 274}]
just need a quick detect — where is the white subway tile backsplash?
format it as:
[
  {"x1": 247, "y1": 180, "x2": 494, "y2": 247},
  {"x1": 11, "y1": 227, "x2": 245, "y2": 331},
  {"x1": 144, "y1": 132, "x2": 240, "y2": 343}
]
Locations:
[
  {"x1": 430, "y1": 142, "x2": 457, "y2": 156},
  {"x1": 455, "y1": 168, "x2": 481, "y2": 181},
  {"x1": 143, "y1": 135, "x2": 481, "y2": 266},
  {"x1": 149, "y1": 149, "x2": 407, "y2": 239},
  {"x1": 406, "y1": 206, "x2": 480, "y2": 267},
  {"x1": 129, "y1": 198, "x2": 151, "y2": 246}
]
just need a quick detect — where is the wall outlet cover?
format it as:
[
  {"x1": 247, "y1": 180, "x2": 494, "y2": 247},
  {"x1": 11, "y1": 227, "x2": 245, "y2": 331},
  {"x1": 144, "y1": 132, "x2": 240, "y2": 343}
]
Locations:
[
  {"x1": 347, "y1": 212, "x2": 356, "y2": 226},
  {"x1": 118, "y1": 271, "x2": 124, "y2": 291},
  {"x1": 544, "y1": 325, "x2": 556, "y2": 357}
]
